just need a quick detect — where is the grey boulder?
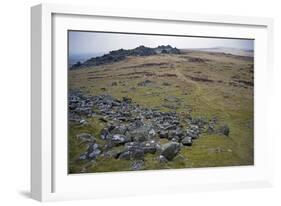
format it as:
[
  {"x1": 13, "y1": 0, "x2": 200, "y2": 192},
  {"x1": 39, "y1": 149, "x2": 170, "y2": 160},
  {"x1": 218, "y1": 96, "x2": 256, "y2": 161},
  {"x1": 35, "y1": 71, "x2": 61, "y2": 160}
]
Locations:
[
  {"x1": 181, "y1": 136, "x2": 193, "y2": 146},
  {"x1": 161, "y1": 142, "x2": 181, "y2": 161}
]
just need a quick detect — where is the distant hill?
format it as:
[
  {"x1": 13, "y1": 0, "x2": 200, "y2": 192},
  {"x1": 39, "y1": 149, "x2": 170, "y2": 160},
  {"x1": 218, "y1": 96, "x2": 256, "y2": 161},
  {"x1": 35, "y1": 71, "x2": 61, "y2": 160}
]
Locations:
[
  {"x1": 70, "y1": 45, "x2": 180, "y2": 69},
  {"x1": 185, "y1": 47, "x2": 254, "y2": 57},
  {"x1": 69, "y1": 52, "x2": 106, "y2": 67}
]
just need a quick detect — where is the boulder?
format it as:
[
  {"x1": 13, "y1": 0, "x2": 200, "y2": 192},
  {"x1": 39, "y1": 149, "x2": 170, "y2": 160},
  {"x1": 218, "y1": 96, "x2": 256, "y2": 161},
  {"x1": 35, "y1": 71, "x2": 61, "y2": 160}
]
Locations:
[
  {"x1": 171, "y1": 136, "x2": 180, "y2": 143},
  {"x1": 130, "y1": 148, "x2": 145, "y2": 160},
  {"x1": 137, "y1": 80, "x2": 152, "y2": 87},
  {"x1": 130, "y1": 126, "x2": 150, "y2": 142},
  {"x1": 168, "y1": 129, "x2": 184, "y2": 140},
  {"x1": 119, "y1": 148, "x2": 144, "y2": 160},
  {"x1": 159, "y1": 130, "x2": 169, "y2": 139},
  {"x1": 103, "y1": 147, "x2": 124, "y2": 159},
  {"x1": 186, "y1": 125, "x2": 200, "y2": 139},
  {"x1": 181, "y1": 136, "x2": 193, "y2": 146},
  {"x1": 100, "y1": 128, "x2": 109, "y2": 140},
  {"x1": 86, "y1": 143, "x2": 102, "y2": 159},
  {"x1": 140, "y1": 141, "x2": 158, "y2": 154},
  {"x1": 118, "y1": 151, "x2": 131, "y2": 160},
  {"x1": 164, "y1": 125, "x2": 178, "y2": 131},
  {"x1": 161, "y1": 142, "x2": 181, "y2": 161},
  {"x1": 111, "y1": 134, "x2": 131, "y2": 145},
  {"x1": 110, "y1": 125, "x2": 128, "y2": 135},
  {"x1": 148, "y1": 129, "x2": 156, "y2": 136}
]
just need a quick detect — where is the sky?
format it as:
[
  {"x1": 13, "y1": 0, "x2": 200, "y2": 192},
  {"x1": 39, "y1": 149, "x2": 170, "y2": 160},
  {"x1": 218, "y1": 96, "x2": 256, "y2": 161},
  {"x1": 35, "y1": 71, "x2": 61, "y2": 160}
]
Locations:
[{"x1": 69, "y1": 31, "x2": 254, "y2": 56}]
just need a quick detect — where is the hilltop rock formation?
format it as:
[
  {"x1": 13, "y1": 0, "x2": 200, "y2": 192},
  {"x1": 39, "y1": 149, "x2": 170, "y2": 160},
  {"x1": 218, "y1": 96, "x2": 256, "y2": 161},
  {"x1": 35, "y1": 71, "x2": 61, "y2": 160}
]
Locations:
[{"x1": 70, "y1": 45, "x2": 181, "y2": 69}]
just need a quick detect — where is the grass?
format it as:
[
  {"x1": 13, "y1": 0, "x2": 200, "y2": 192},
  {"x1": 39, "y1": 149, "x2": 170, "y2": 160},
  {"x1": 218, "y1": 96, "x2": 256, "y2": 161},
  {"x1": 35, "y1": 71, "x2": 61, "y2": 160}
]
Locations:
[{"x1": 68, "y1": 51, "x2": 254, "y2": 173}]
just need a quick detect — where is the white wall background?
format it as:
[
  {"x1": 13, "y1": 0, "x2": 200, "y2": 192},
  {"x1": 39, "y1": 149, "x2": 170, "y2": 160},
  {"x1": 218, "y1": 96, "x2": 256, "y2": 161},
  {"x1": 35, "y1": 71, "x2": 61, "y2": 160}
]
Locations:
[{"x1": 0, "y1": 0, "x2": 280, "y2": 205}]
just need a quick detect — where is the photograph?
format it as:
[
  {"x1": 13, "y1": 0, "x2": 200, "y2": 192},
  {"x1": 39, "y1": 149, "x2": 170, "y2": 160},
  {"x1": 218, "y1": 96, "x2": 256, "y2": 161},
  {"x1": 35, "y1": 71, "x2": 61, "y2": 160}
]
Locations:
[{"x1": 68, "y1": 31, "x2": 254, "y2": 174}]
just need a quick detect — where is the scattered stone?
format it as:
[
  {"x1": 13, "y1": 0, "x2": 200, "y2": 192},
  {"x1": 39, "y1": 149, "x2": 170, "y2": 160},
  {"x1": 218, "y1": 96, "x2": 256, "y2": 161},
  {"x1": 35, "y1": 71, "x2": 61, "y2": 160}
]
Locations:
[
  {"x1": 111, "y1": 82, "x2": 118, "y2": 86},
  {"x1": 162, "y1": 82, "x2": 171, "y2": 86},
  {"x1": 137, "y1": 79, "x2": 152, "y2": 86},
  {"x1": 103, "y1": 147, "x2": 124, "y2": 159},
  {"x1": 219, "y1": 124, "x2": 230, "y2": 136},
  {"x1": 118, "y1": 151, "x2": 131, "y2": 160},
  {"x1": 100, "y1": 128, "x2": 109, "y2": 140},
  {"x1": 168, "y1": 129, "x2": 183, "y2": 140},
  {"x1": 99, "y1": 117, "x2": 108, "y2": 122},
  {"x1": 149, "y1": 129, "x2": 156, "y2": 136},
  {"x1": 69, "y1": 90, "x2": 230, "y2": 167},
  {"x1": 76, "y1": 133, "x2": 95, "y2": 143},
  {"x1": 186, "y1": 125, "x2": 200, "y2": 139},
  {"x1": 171, "y1": 136, "x2": 180, "y2": 142},
  {"x1": 131, "y1": 160, "x2": 145, "y2": 170},
  {"x1": 79, "y1": 119, "x2": 87, "y2": 124},
  {"x1": 158, "y1": 155, "x2": 168, "y2": 164},
  {"x1": 85, "y1": 143, "x2": 101, "y2": 159},
  {"x1": 110, "y1": 125, "x2": 128, "y2": 135},
  {"x1": 119, "y1": 147, "x2": 144, "y2": 160},
  {"x1": 122, "y1": 96, "x2": 132, "y2": 103},
  {"x1": 78, "y1": 153, "x2": 87, "y2": 160},
  {"x1": 159, "y1": 130, "x2": 169, "y2": 139},
  {"x1": 111, "y1": 134, "x2": 131, "y2": 145},
  {"x1": 130, "y1": 126, "x2": 151, "y2": 142},
  {"x1": 181, "y1": 136, "x2": 193, "y2": 146},
  {"x1": 140, "y1": 141, "x2": 158, "y2": 154}
]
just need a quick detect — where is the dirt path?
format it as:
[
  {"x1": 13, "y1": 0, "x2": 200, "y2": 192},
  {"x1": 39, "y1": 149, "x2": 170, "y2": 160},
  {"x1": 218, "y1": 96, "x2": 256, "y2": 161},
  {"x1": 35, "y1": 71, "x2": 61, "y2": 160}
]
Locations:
[
  {"x1": 174, "y1": 68, "x2": 202, "y2": 93},
  {"x1": 174, "y1": 67, "x2": 224, "y2": 114}
]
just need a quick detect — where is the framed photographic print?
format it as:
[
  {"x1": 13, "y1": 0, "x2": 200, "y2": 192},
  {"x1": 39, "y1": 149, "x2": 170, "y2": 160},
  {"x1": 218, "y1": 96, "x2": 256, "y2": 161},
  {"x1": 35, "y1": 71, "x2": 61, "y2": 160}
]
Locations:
[{"x1": 31, "y1": 3, "x2": 274, "y2": 201}]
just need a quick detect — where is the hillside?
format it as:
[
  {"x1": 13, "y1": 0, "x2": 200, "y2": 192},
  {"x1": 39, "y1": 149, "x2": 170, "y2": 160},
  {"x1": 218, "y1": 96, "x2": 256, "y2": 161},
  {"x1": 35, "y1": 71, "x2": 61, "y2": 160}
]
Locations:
[{"x1": 68, "y1": 49, "x2": 254, "y2": 173}]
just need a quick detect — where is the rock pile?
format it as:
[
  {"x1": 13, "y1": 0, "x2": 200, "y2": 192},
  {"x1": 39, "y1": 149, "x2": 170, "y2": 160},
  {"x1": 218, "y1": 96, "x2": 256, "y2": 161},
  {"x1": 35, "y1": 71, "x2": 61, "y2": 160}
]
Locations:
[{"x1": 69, "y1": 91, "x2": 230, "y2": 170}]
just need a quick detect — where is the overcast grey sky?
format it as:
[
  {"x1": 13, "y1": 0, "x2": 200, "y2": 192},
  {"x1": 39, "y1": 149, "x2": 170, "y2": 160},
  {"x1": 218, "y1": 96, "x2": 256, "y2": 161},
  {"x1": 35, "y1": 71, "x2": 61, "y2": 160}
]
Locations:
[{"x1": 69, "y1": 31, "x2": 254, "y2": 56}]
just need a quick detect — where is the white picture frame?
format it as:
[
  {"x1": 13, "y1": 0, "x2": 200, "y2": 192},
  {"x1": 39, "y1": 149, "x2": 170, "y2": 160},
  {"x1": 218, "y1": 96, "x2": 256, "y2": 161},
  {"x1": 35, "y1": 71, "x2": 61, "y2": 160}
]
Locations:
[{"x1": 31, "y1": 3, "x2": 274, "y2": 202}]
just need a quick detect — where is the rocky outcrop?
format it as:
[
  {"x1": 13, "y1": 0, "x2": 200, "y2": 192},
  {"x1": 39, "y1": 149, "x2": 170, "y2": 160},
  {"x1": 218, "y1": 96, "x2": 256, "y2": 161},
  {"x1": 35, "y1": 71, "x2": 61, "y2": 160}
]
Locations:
[{"x1": 70, "y1": 45, "x2": 181, "y2": 69}]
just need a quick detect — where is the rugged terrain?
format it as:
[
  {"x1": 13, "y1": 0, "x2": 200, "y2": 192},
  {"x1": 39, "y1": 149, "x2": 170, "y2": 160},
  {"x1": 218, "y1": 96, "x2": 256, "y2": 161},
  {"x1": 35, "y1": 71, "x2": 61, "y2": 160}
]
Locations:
[{"x1": 68, "y1": 46, "x2": 254, "y2": 174}]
